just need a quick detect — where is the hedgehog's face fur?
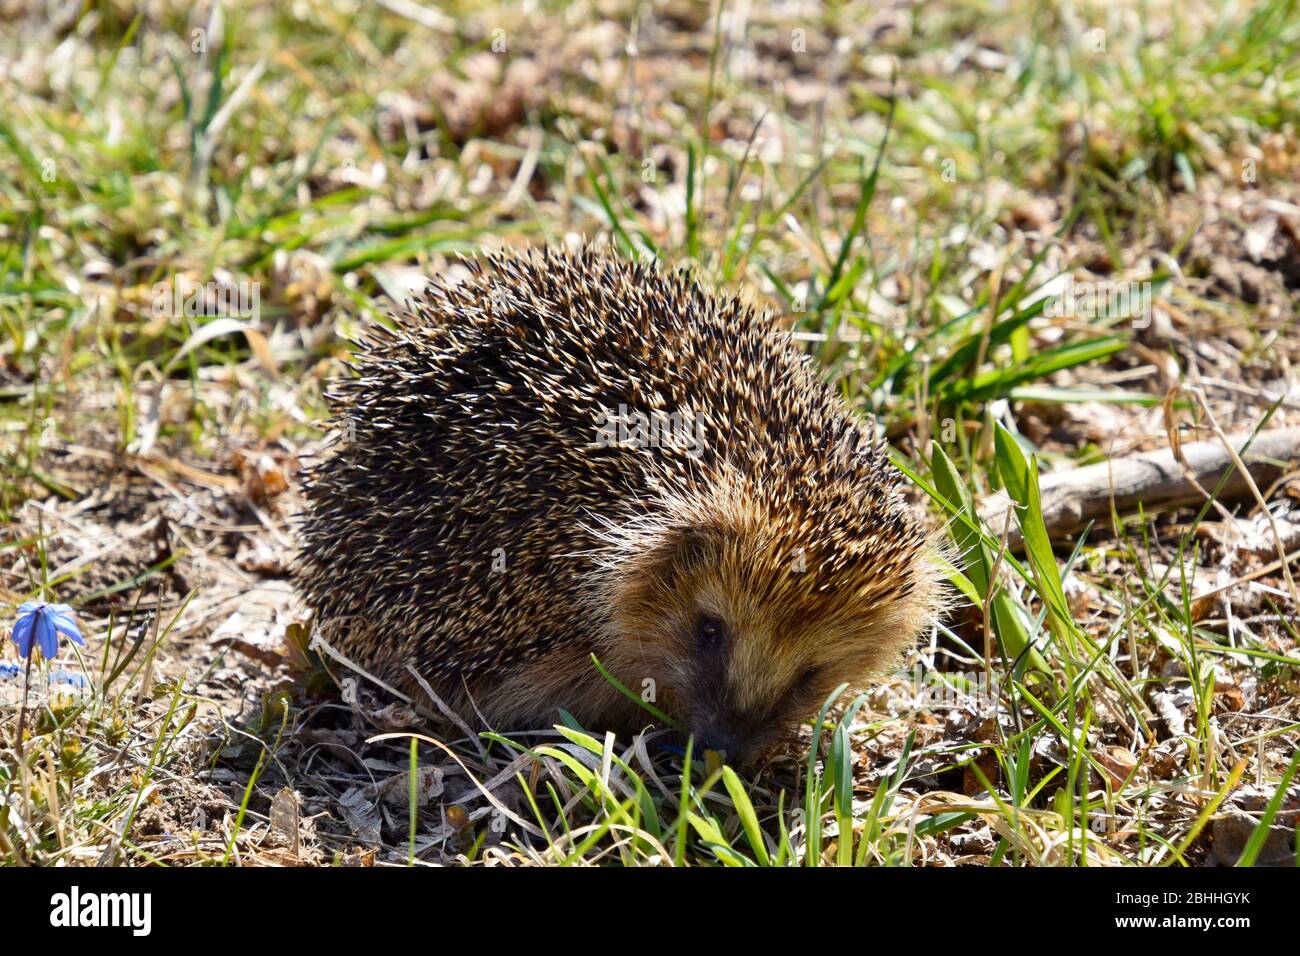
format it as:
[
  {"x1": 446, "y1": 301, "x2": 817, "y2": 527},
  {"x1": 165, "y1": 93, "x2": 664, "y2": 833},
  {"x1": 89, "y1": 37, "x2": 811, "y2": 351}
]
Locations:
[{"x1": 598, "y1": 487, "x2": 940, "y2": 767}]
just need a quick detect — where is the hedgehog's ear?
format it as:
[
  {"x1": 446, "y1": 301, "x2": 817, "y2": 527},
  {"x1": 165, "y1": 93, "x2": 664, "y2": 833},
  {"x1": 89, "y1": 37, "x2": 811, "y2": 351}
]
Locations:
[
  {"x1": 673, "y1": 525, "x2": 716, "y2": 567},
  {"x1": 620, "y1": 522, "x2": 715, "y2": 579},
  {"x1": 605, "y1": 519, "x2": 727, "y2": 597},
  {"x1": 652, "y1": 524, "x2": 723, "y2": 576}
]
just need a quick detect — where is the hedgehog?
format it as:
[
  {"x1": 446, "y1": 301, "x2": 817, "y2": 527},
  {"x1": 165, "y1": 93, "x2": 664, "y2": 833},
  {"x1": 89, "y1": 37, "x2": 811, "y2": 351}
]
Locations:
[{"x1": 296, "y1": 248, "x2": 942, "y2": 765}]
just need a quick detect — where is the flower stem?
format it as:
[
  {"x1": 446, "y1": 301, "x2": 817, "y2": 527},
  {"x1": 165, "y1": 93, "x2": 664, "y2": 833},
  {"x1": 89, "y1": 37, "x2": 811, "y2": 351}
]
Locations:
[{"x1": 16, "y1": 652, "x2": 34, "y2": 748}]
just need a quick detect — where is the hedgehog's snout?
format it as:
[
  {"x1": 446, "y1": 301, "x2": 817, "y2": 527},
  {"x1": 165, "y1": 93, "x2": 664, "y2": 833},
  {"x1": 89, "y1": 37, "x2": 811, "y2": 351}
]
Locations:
[
  {"x1": 688, "y1": 705, "x2": 772, "y2": 767},
  {"x1": 695, "y1": 723, "x2": 745, "y2": 763}
]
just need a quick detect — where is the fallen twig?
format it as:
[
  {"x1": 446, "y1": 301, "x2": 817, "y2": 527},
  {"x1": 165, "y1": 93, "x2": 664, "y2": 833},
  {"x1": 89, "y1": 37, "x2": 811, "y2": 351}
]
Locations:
[{"x1": 978, "y1": 427, "x2": 1300, "y2": 550}]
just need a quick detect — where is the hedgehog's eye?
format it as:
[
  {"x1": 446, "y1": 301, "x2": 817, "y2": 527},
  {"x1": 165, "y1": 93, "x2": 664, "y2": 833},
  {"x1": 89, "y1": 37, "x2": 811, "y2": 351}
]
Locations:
[{"x1": 695, "y1": 612, "x2": 726, "y2": 651}]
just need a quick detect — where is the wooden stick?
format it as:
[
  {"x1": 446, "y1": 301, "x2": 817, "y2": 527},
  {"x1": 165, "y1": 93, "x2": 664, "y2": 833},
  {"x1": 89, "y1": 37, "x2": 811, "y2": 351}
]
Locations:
[{"x1": 978, "y1": 427, "x2": 1300, "y2": 549}]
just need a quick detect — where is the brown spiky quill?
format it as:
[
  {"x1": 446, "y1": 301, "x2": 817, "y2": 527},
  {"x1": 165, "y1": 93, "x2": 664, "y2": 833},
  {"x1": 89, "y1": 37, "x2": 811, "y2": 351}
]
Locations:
[{"x1": 297, "y1": 247, "x2": 943, "y2": 763}]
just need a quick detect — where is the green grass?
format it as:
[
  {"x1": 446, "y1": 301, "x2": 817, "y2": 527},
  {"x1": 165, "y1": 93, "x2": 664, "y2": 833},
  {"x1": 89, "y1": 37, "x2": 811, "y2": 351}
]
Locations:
[{"x1": 1, "y1": 0, "x2": 1298, "y2": 865}]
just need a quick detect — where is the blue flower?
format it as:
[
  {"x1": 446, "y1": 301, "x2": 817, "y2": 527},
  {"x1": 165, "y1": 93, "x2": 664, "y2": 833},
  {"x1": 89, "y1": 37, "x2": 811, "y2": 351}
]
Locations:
[{"x1": 11, "y1": 601, "x2": 85, "y2": 660}]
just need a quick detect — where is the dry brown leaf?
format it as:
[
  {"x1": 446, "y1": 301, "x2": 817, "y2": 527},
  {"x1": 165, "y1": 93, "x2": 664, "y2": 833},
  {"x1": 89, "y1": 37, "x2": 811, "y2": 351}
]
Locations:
[{"x1": 1094, "y1": 747, "x2": 1139, "y2": 787}]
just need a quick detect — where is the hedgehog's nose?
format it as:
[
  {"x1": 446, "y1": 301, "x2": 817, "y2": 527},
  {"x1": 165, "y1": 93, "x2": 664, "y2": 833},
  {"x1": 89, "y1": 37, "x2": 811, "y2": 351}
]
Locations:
[{"x1": 697, "y1": 725, "x2": 745, "y2": 762}]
